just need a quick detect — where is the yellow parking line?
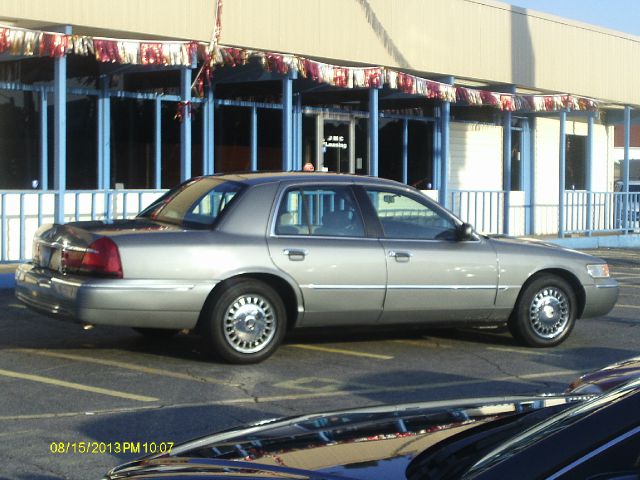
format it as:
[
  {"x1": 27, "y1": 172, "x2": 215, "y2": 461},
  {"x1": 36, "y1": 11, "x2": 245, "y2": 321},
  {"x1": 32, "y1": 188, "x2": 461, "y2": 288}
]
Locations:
[
  {"x1": 620, "y1": 284, "x2": 640, "y2": 288},
  {"x1": 486, "y1": 346, "x2": 558, "y2": 357},
  {"x1": 287, "y1": 344, "x2": 393, "y2": 360},
  {"x1": 0, "y1": 368, "x2": 157, "y2": 402},
  {"x1": 391, "y1": 339, "x2": 451, "y2": 349},
  {"x1": 13, "y1": 349, "x2": 240, "y2": 387},
  {"x1": 615, "y1": 304, "x2": 640, "y2": 310},
  {"x1": 0, "y1": 369, "x2": 581, "y2": 421}
]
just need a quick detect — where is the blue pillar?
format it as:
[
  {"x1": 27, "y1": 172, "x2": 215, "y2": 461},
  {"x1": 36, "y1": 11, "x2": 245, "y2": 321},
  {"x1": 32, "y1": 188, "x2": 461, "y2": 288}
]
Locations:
[
  {"x1": 39, "y1": 88, "x2": 48, "y2": 190},
  {"x1": 207, "y1": 87, "x2": 215, "y2": 174},
  {"x1": 439, "y1": 101, "x2": 451, "y2": 207},
  {"x1": 503, "y1": 111, "x2": 512, "y2": 234},
  {"x1": 282, "y1": 72, "x2": 296, "y2": 171},
  {"x1": 369, "y1": 87, "x2": 379, "y2": 177},
  {"x1": 586, "y1": 112, "x2": 594, "y2": 235},
  {"x1": 558, "y1": 110, "x2": 567, "y2": 237},
  {"x1": 402, "y1": 119, "x2": 408, "y2": 184},
  {"x1": 524, "y1": 118, "x2": 534, "y2": 235},
  {"x1": 154, "y1": 96, "x2": 162, "y2": 188},
  {"x1": 623, "y1": 106, "x2": 631, "y2": 230},
  {"x1": 53, "y1": 26, "x2": 71, "y2": 224},
  {"x1": 251, "y1": 106, "x2": 258, "y2": 171},
  {"x1": 202, "y1": 91, "x2": 209, "y2": 176},
  {"x1": 293, "y1": 93, "x2": 303, "y2": 170},
  {"x1": 433, "y1": 106, "x2": 441, "y2": 190},
  {"x1": 180, "y1": 67, "x2": 192, "y2": 181},
  {"x1": 97, "y1": 76, "x2": 111, "y2": 190}
]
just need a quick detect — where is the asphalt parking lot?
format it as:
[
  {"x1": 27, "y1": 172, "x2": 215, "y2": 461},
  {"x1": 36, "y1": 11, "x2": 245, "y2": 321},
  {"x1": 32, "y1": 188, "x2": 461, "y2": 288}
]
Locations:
[{"x1": 1, "y1": 247, "x2": 639, "y2": 479}]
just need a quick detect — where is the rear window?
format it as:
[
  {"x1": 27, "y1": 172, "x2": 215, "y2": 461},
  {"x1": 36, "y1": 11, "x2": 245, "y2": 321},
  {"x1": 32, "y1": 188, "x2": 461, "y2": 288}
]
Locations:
[{"x1": 138, "y1": 178, "x2": 244, "y2": 228}]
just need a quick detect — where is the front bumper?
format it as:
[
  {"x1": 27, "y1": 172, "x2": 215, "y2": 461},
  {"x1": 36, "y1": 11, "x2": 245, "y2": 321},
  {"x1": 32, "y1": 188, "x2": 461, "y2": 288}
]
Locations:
[
  {"x1": 581, "y1": 278, "x2": 619, "y2": 318},
  {"x1": 15, "y1": 263, "x2": 216, "y2": 329}
]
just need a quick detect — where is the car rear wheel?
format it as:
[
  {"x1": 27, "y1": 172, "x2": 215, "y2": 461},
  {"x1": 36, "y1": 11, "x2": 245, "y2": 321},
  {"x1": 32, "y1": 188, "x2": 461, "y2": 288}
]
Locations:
[
  {"x1": 202, "y1": 279, "x2": 286, "y2": 364},
  {"x1": 509, "y1": 274, "x2": 576, "y2": 347}
]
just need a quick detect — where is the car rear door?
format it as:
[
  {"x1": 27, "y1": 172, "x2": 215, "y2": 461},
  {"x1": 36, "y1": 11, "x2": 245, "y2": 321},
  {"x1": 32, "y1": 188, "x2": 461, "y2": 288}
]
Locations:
[
  {"x1": 360, "y1": 187, "x2": 498, "y2": 323},
  {"x1": 267, "y1": 184, "x2": 387, "y2": 327}
]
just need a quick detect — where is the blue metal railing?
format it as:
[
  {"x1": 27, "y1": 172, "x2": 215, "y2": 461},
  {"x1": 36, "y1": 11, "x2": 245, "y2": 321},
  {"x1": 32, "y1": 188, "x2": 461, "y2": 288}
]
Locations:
[
  {"x1": 450, "y1": 190, "x2": 506, "y2": 235},
  {"x1": 564, "y1": 190, "x2": 640, "y2": 234},
  {"x1": 0, "y1": 189, "x2": 165, "y2": 263},
  {"x1": 2, "y1": 188, "x2": 640, "y2": 263}
]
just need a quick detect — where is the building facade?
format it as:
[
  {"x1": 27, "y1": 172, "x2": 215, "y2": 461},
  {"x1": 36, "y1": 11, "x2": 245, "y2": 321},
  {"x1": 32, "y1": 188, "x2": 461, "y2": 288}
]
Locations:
[{"x1": 0, "y1": 0, "x2": 639, "y2": 261}]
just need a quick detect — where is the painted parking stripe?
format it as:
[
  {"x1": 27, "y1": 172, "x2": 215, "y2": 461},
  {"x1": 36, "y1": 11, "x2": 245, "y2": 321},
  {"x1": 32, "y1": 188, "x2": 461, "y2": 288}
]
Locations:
[
  {"x1": 198, "y1": 369, "x2": 580, "y2": 405},
  {"x1": 13, "y1": 349, "x2": 240, "y2": 387},
  {"x1": 287, "y1": 344, "x2": 393, "y2": 360},
  {"x1": 615, "y1": 304, "x2": 640, "y2": 310},
  {"x1": 0, "y1": 369, "x2": 581, "y2": 420},
  {"x1": 0, "y1": 368, "x2": 157, "y2": 402},
  {"x1": 486, "y1": 346, "x2": 560, "y2": 357},
  {"x1": 391, "y1": 339, "x2": 452, "y2": 349},
  {"x1": 619, "y1": 284, "x2": 640, "y2": 289}
]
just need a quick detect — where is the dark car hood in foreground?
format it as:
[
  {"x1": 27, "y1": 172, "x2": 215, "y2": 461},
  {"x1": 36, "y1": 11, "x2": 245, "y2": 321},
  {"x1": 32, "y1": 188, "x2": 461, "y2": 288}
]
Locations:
[
  {"x1": 105, "y1": 395, "x2": 587, "y2": 480},
  {"x1": 567, "y1": 356, "x2": 640, "y2": 394}
]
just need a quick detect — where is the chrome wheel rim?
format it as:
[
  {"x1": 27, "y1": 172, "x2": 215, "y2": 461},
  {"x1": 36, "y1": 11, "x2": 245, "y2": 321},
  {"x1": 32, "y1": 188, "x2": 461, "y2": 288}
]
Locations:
[
  {"x1": 528, "y1": 286, "x2": 570, "y2": 339},
  {"x1": 223, "y1": 294, "x2": 276, "y2": 354}
]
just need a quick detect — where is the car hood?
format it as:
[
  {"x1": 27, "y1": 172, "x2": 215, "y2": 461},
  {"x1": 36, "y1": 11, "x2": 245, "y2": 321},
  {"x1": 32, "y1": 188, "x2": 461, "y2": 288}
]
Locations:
[
  {"x1": 485, "y1": 234, "x2": 603, "y2": 261},
  {"x1": 567, "y1": 356, "x2": 640, "y2": 394},
  {"x1": 105, "y1": 395, "x2": 587, "y2": 480}
]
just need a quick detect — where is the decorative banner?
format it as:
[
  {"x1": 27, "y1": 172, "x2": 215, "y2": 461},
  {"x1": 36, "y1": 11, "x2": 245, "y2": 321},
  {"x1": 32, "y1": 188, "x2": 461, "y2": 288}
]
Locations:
[{"x1": 0, "y1": 23, "x2": 599, "y2": 113}]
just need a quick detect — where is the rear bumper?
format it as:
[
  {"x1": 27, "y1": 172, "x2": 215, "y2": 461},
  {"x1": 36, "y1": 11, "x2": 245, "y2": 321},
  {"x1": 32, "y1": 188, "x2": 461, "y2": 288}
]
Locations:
[
  {"x1": 581, "y1": 278, "x2": 619, "y2": 318},
  {"x1": 15, "y1": 263, "x2": 216, "y2": 329}
]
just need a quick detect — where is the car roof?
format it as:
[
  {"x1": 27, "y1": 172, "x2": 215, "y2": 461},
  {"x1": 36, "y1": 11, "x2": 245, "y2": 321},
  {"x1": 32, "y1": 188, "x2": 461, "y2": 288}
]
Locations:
[{"x1": 201, "y1": 171, "x2": 409, "y2": 188}]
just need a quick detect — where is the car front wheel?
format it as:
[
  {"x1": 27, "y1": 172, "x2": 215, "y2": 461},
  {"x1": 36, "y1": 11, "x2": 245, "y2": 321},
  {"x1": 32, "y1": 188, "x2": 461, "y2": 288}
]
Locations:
[
  {"x1": 509, "y1": 275, "x2": 577, "y2": 347},
  {"x1": 202, "y1": 279, "x2": 286, "y2": 364}
]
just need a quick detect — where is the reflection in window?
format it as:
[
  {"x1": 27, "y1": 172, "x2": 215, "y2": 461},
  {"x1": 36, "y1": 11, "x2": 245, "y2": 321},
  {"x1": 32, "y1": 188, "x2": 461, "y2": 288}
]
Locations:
[
  {"x1": 275, "y1": 186, "x2": 364, "y2": 237},
  {"x1": 366, "y1": 189, "x2": 455, "y2": 240}
]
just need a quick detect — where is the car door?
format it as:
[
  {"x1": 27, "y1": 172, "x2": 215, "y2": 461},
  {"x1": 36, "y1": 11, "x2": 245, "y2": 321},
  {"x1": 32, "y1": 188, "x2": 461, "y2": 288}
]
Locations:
[
  {"x1": 361, "y1": 187, "x2": 498, "y2": 323},
  {"x1": 267, "y1": 184, "x2": 387, "y2": 327}
]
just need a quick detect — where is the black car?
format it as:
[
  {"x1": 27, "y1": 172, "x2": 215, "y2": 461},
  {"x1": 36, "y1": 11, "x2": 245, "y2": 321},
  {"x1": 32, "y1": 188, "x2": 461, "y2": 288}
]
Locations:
[{"x1": 104, "y1": 379, "x2": 640, "y2": 479}]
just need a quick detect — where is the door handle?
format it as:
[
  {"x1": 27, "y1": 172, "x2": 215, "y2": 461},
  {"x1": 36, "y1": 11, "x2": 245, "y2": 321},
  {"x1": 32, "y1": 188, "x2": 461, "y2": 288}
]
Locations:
[
  {"x1": 283, "y1": 248, "x2": 308, "y2": 261},
  {"x1": 388, "y1": 250, "x2": 412, "y2": 262}
]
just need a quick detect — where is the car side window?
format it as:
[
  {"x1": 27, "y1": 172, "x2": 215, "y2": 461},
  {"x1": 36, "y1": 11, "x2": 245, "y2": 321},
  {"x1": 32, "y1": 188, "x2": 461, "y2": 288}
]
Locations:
[
  {"x1": 365, "y1": 189, "x2": 457, "y2": 240},
  {"x1": 275, "y1": 186, "x2": 365, "y2": 237}
]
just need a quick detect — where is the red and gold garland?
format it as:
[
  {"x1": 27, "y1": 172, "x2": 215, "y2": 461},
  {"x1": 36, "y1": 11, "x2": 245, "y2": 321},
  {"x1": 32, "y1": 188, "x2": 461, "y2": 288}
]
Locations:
[{"x1": 0, "y1": 24, "x2": 598, "y2": 113}]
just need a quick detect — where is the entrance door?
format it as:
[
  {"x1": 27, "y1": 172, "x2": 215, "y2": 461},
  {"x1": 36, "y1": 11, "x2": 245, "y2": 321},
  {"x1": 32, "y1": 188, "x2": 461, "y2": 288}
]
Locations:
[{"x1": 322, "y1": 119, "x2": 355, "y2": 173}]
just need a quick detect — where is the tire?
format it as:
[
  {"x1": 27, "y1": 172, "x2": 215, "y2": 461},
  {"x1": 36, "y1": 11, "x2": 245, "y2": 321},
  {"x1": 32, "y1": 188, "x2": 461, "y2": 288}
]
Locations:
[
  {"x1": 133, "y1": 327, "x2": 180, "y2": 338},
  {"x1": 202, "y1": 279, "x2": 286, "y2": 364},
  {"x1": 508, "y1": 274, "x2": 577, "y2": 347}
]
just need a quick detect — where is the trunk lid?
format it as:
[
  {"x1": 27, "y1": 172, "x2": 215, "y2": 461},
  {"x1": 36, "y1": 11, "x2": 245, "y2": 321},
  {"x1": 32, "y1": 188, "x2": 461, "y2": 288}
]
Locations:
[{"x1": 31, "y1": 219, "x2": 169, "y2": 274}]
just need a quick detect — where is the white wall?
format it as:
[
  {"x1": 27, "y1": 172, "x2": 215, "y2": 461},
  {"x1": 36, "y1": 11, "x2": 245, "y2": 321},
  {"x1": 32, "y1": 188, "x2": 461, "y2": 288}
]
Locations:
[
  {"x1": 533, "y1": 117, "x2": 613, "y2": 234},
  {"x1": 449, "y1": 122, "x2": 503, "y2": 191}
]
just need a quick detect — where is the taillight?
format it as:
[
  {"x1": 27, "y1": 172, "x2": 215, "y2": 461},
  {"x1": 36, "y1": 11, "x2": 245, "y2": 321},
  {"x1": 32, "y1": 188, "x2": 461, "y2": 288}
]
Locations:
[{"x1": 62, "y1": 237, "x2": 123, "y2": 278}]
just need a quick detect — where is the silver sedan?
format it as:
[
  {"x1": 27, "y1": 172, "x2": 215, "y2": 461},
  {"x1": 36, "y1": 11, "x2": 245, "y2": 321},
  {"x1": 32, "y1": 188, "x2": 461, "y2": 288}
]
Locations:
[{"x1": 15, "y1": 173, "x2": 618, "y2": 363}]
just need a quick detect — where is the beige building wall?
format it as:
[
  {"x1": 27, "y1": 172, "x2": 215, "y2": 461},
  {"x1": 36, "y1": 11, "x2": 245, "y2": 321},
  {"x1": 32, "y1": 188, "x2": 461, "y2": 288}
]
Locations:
[{"x1": 2, "y1": 0, "x2": 639, "y2": 105}]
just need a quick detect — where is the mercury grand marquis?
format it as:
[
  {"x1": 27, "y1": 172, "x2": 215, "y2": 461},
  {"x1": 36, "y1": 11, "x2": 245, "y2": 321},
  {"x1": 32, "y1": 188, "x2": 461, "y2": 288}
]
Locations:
[{"x1": 15, "y1": 173, "x2": 619, "y2": 363}]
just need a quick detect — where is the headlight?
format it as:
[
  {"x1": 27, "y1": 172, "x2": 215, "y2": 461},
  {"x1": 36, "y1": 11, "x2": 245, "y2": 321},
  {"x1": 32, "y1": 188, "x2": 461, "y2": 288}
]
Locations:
[{"x1": 587, "y1": 264, "x2": 610, "y2": 279}]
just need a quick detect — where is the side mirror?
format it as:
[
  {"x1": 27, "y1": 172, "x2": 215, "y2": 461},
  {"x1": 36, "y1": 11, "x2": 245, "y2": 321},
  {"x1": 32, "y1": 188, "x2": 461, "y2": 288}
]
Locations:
[{"x1": 456, "y1": 223, "x2": 475, "y2": 241}]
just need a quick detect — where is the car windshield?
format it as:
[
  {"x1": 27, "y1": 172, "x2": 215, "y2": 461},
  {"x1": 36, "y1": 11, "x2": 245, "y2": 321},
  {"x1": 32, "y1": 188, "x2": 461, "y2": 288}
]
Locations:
[
  {"x1": 465, "y1": 378, "x2": 640, "y2": 476},
  {"x1": 138, "y1": 177, "x2": 244, "y2": 229}
]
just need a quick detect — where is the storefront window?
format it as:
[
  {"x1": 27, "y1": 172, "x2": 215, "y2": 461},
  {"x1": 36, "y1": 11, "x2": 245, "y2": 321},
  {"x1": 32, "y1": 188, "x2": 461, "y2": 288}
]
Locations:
[
  {"x1": 215, "y1": 106, "x2": 250, "y2": 173},
  {"x1": 379, "y1": 118, "x2": 403, "y2": 182},
  {"x1": 408, "y1": 120, "x2": 433, "y2": 189},
  {"x1": 63, "y1": 94, "x2": 97, "y2": 189},
  {"x1": 257, "y1": 108, "x2": 282, "y2": 171},
  {"x1": 566, "y1": 134, "x2": 586, "y2": 190},
  {"x1": 0, "y1": 90, "x2": 39, "y2": 189},
  {"x1": 111, "y1": 98, "x2": 155, "y2": 189}
]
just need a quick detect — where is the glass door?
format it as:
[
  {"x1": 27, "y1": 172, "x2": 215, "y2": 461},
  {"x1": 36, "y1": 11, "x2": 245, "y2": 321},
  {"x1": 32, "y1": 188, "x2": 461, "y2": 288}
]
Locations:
[{"x1": 322, "y1": 119, "x2": 353, "y2": 173}]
